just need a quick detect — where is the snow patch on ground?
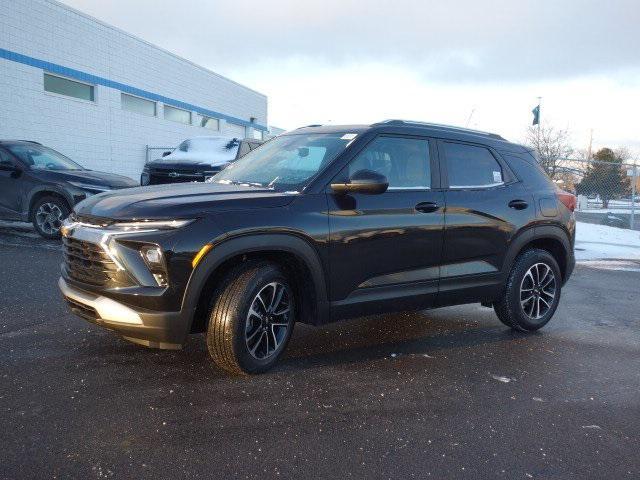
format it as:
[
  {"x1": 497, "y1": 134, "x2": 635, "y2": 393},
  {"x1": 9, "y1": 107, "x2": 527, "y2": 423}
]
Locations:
[
  {"x1": 490, "y1": 374, "x2": 515, "y2": 383},
  {"x1": 577, "y1": 260, "x2": 640, "y2": 272},
  {"x1": 575, "y1": 222, "x2": 640, "y2": 261}
]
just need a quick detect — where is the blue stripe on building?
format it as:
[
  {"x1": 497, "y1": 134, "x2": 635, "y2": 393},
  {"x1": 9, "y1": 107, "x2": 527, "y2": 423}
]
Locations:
[{"x1": 0, "y1": 47, "x2": 267, "y2": 131}]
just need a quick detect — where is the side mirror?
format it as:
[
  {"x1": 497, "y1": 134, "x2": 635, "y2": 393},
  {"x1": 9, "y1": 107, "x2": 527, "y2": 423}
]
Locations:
[
  {"x1": 162, "y1": 151, "x2": 171, "y2": 157},
  {"x1": 331, "y1": 169, "x2": 389, "y2": 195}
]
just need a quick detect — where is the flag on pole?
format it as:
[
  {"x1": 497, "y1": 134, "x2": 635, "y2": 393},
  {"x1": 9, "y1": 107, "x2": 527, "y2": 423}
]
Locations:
[{"x1": 532, "y1": 104, "x2": 540, "y2": 125}]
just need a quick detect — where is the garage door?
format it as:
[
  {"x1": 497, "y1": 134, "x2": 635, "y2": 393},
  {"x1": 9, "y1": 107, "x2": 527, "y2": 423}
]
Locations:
[{"x1": 225, "y1": 122, "x2": 246, "y2": 139}]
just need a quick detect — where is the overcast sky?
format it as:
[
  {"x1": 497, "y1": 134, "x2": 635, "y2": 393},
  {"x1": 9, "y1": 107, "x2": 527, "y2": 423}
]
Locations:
[{"x1": 61, "y1": 0, "x2": 640, "y2": 155}]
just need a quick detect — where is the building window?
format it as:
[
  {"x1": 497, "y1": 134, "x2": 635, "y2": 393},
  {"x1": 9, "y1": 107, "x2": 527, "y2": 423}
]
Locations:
[
  {"x1": 44, "y1": 73, "x2": 94, "y2": 101},
  {"x1": 121, "y1": 93, "x2": 156, "y2": 116},
  {"x1": 164, "y1": 105, "x2": 192, "y2": 125},
  {"x1": 200, "y1": 116, "x2": 220, "y2": 131}
]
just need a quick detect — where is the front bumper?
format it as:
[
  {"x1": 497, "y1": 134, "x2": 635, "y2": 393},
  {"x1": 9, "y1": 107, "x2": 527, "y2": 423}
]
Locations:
[{"x1": 59, "y1": 277, "x2": 194, "y2": 349}]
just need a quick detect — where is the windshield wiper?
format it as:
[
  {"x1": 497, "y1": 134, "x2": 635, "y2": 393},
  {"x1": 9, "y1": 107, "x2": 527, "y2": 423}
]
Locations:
[
  {"x1": 266, "y1": 176, "x2": 279, "y2": 189},
  {"x1": 217, "y1": 179, "x2": 265, "y2": 188}
]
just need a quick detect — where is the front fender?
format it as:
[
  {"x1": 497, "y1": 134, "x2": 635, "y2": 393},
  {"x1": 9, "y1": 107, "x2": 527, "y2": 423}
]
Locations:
[
  {"x1": 26, "y1": 184, "x2": 76, "y2": 219},
  {"x1": 180, "y1": 232, "x2": 329, "y2": 326}
]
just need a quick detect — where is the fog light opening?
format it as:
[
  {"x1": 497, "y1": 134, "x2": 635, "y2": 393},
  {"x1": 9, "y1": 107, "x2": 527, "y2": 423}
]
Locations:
[{"x1": 143, "y1": 247, "x2": 163, "y2": 265}]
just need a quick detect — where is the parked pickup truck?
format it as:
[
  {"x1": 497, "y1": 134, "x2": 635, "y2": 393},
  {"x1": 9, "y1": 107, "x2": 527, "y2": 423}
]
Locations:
[{"x1": 140, "y1": 136, "x2": 263, "y2": 185}]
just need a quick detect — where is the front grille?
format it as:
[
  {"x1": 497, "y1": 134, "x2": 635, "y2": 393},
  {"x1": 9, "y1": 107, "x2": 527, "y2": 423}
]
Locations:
[
  {"x1": 63, "y1": 237, "x2": 122, "y2": 286},
  {"x1": 147, "y1": 166, "x2": 222, "y2": 185},
  {"x1": 149, "y1": 173, "x2": 201, "y2": 185}
]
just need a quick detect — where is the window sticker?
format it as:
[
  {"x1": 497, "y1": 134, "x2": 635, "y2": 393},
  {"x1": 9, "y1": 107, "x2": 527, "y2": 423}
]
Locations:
[
  {"x1": 341, "y1": 133, "x2": 357, "y2": 140},
  {"x1": 493, "y1": 171, "x2": 503, "y2": 183}
]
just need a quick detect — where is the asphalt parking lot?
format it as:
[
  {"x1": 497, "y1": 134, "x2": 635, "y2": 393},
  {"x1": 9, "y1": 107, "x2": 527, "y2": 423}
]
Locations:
[{"x1": 1, "y1": 222, "x2": 639, "y2": 479}]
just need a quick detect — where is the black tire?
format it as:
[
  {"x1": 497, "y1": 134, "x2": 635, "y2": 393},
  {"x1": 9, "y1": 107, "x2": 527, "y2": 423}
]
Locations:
[
  {"x1": 494, "y1": 248, "x2": 562, "y2": 332},
  {"x1": 206, "y1": 262, "x2": 295, "y2": 375},
  {"x1": 31, "y1": 195, "x2": 70, "y2": 239}
]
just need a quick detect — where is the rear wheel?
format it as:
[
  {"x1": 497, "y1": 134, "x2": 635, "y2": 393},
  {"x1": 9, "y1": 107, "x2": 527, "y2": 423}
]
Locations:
[
  {"x1": 31, "y1": 195, "x2": 69, "y2": 239},
  {"x1": 494, "y1": 249, "x2": 562, "y2": 332},
  {"x1": 206, "y1": 262, "x2": 295, "y2": 375}
]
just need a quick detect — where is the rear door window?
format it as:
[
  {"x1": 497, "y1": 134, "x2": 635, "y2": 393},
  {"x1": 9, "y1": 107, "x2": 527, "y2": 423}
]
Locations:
[{"x1": 443, "y1": 142, "x2": 504, "y2": 188}]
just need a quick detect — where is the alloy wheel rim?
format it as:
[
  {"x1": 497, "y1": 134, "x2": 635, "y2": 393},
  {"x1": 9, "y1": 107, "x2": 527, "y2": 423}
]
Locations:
[
  {"x1": 520, "y1": 262, "x2": 556, "y2": 320},
  {"x1": 35, "y1": 203, "x2": 64, "y2": 235},
  {"x1": 245, "y1": 282, "x2": 292, "y2": 360}
]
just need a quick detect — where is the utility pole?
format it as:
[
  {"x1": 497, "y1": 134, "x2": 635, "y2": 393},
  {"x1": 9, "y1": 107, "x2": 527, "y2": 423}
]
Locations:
[
  {"x1": 535, "y1": 97, "x2": 542, "y2": 147},
  {"x1": 587, "y1": 129, "x2": 593, "y2": 159},
  {"x1": 631, "y1": 161, "x2": 637, "y2": 230},
  {"x1": 465, "y1": 108, "x2": 475, "y2": 128}
]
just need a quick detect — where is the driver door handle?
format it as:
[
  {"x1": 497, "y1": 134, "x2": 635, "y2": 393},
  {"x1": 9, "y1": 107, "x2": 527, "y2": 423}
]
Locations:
[
  {"x1": 508, "y1": 199, "x2": 529, "y2": 210},
  {"x1": 415, "y1": 201, "x2": 439, "y2": 213}
]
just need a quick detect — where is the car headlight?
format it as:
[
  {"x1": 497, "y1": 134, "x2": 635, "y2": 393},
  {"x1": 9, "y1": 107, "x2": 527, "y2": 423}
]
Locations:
[
  {"x1": 62, "y1": 216, "x2": 194, "y2": 233},
  {"x1": 68, "y1": 181, "x2": 112, "y2": 193},
  {"x1": 107, "y1": 219, "x2": 194, "y2": 231}
]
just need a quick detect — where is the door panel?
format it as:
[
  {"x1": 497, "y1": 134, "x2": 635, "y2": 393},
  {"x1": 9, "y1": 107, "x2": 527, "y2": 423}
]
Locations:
[
  {"x1": 441, "y1": 183, "x2": 533, "y2": 274},
  {"x1": 438, "y1": 140, "x2": 536, "y2": 304},
  {"x1": 0, "y1": 150, "x2": 23, "y2": 219},
  {"x1": 327, "y1": 135, "x2": 444, "y2": 317}
]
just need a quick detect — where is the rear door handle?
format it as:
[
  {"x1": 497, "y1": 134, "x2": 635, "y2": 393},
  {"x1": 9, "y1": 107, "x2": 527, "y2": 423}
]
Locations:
[
  {"x1": 415, "y1": 201, "x2": 439, "y2": 213},
  {"x1": 508, "y1": 199, "x2": 529, "y2": 210}
]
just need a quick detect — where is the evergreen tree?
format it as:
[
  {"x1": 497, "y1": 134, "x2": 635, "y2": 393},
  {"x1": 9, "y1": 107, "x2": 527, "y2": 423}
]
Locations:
[{"x1": 576, "y1": 148, "x2": 631, "y2": 208}]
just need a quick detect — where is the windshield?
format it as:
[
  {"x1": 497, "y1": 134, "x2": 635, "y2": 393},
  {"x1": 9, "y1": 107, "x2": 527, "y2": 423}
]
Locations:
[
  {"x1": 6, "y1": 144, "x2": 83, "y2": 171},
  {"x1": 211, "y1": 133, "x2": 355, "y2": 191},
  {"x1": 177, "y1": 137, "x2": 239, "y2": 153}
]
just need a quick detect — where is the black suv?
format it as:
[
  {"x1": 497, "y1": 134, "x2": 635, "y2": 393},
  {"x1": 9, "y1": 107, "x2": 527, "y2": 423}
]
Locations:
[
  {"x1": 59, "y1": 120, "x2": 576, "y2": 374},
  {"x1": 0, "y1": 141, "x2": 138, "y2": 238}
]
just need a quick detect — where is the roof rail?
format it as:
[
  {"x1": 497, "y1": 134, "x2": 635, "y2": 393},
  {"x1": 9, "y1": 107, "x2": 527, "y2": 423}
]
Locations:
[
  {"x1": 371, "y1": 119, "x2": 504, "y2": 140},
  {"x1": 0, "y1": 140, "x2": 42, "y2": 145}
]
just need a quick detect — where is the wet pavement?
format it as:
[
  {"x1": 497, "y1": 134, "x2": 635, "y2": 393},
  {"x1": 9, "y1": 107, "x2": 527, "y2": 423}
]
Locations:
[{"x1": 0, "y1": 221, "x2": 639, "y2": 479}]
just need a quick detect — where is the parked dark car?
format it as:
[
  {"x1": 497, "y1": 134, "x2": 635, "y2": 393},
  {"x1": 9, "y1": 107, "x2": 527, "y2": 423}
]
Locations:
[
  {"x1": 59, "y1": 120, "x2": 576, "y2": 374},
  {"x1": 0, "y1": 141, "x2": 138, "y2": 238},
  {"x1": 141, "y1": 137, "x2": 263, "y2": 186}
]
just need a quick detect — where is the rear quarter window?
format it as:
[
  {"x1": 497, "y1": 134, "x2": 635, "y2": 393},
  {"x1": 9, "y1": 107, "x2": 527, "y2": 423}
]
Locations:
[{"x1": 499, "y1": 152, "x2": 554, "y2": 191}]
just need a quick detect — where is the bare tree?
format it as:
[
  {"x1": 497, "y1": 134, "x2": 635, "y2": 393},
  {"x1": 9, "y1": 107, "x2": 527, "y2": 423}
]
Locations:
[{"x1": 524, "y1": 123, "x2": 574, "y2": 179}]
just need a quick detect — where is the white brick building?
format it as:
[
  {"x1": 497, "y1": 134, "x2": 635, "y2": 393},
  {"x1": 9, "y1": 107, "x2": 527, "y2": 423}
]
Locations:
[{"x1": 0, "y1": 0, "x2": 268, "y2": 179}]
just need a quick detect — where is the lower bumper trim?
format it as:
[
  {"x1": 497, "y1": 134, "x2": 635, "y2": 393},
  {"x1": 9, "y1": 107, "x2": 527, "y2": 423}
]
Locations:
[
  {"x1": 58, "y1": 277, "x2": 143, "y2": 325},
  {"x1": 59, "y1": 277, "x2": 194, "y2": 349}
]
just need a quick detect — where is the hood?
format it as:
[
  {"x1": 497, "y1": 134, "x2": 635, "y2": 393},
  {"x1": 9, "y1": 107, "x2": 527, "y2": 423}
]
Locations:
[
  {"x1": 74, "y1": 182, "x2": 297, "y2": 220},
  {"x1": 43, "y1": 169, "x2": 138, "y2": 188},
  {"x1": 159, "y1": 137, "x2": 239, "y2": 166},
  {"x1": 146, "y1": 159, "x2": 229, "y2": 171},
  {"x1": 157, "y1": 152, "x2": 236, "y2": 166}
]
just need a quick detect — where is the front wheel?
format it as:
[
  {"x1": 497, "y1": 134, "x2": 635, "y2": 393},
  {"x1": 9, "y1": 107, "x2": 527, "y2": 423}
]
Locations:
[
  {"x1": 206, "y1": 262, "x2": 295, "y2": 375},
  {"x1": 494, "y1": 249, "x2": 562, "y2": 332},
  {"x1": 31, "y1": 196, "x2": 70, "y2": 239}
]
